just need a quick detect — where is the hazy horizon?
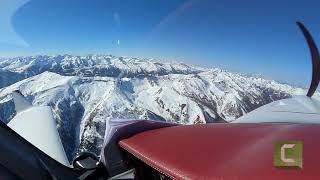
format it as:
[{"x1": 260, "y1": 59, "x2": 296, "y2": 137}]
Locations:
[{"x1": 1, "y1": 0, "x2": 320, "y2": 86}]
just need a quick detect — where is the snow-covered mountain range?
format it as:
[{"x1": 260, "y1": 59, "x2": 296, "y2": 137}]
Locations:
[{"x1": 0, "y1": 54, "x2": 316, "y2": 161}]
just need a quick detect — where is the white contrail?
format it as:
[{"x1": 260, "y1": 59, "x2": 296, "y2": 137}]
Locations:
[{"x1": 0, "y1": 0, "x2": 30, "y2": 46}]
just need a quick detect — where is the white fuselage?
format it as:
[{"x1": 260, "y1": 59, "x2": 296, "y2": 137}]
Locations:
[{"x1": 232, "y1": 96, "x2": 320, "y2": 124}]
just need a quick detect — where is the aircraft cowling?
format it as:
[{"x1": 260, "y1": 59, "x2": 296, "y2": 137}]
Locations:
[{"x1": 119, "y1": 123, "x2": 320, "y2": 179}]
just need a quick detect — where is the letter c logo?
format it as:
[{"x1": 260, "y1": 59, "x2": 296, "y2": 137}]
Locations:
[{"x1": 280, "y1": 144, "x2": 295, "y2": 163}]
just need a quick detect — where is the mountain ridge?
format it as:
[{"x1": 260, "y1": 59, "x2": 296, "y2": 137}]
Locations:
[{"x1": 0, "y1": 54, "x2": 317, "y2": 161}]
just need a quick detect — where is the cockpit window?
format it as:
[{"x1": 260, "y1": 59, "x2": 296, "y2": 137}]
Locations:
[{"x1": 1, "y1": 0, "x2": 320, "y2": 162}]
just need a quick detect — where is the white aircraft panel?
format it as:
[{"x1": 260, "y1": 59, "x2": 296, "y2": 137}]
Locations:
[{"x1": 8, "y1": 106, "x2": 70, "y2": 167}]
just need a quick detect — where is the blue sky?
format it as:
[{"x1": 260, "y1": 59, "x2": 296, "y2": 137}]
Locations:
[{"x1": 1, "y1": 0, "x2": 320, "y2": 86}]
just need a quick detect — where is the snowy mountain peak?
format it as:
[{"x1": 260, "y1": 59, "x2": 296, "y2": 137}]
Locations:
[{"x1": 0, "y1": 54, "x2": 316, "y2": 161}]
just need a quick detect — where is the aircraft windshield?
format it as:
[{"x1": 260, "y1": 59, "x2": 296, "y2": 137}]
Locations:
[{"x1": 0, "y1": 0, "x2": 320, "y2": 162}]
